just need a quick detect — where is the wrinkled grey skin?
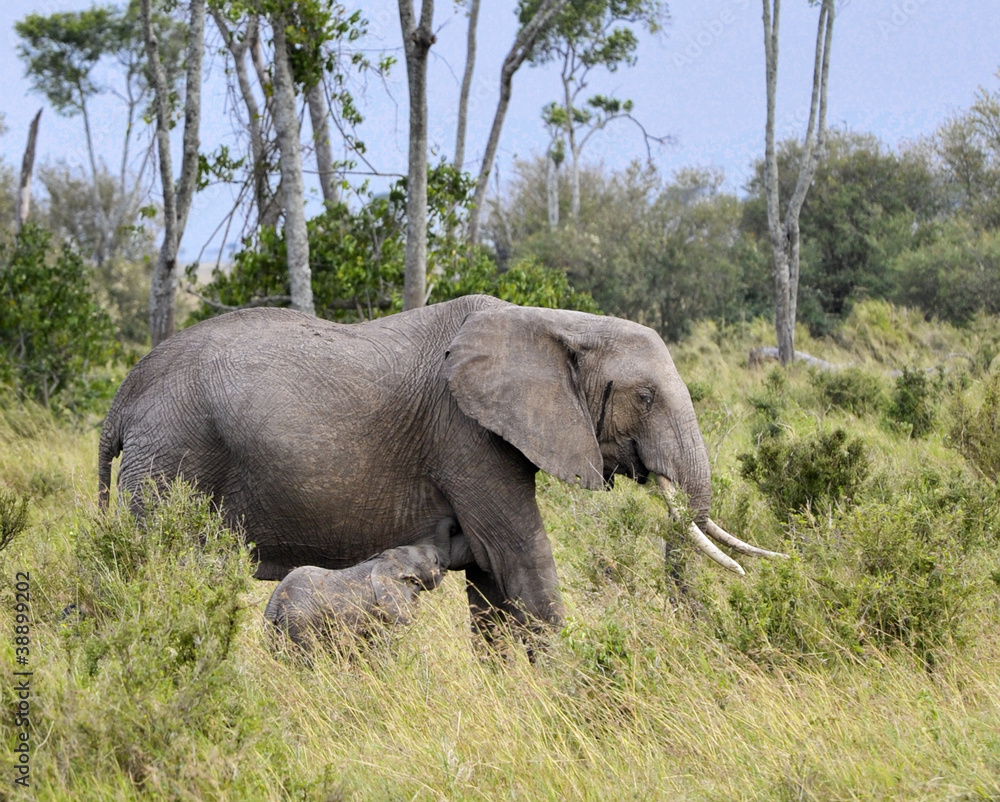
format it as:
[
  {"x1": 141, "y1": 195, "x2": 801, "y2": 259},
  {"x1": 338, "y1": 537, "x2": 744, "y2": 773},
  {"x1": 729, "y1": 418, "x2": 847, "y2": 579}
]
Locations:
[
  {"x1": 99, "y1": 295, "x2": 711, "y2": 634},
  {"x1": 264, "y1": 543, "x2": 448, "y2": 650}
]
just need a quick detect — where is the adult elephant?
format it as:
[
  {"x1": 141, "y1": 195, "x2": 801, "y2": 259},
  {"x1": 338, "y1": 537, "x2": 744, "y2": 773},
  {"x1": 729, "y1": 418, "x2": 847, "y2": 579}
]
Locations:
[{"x1": 98, "y1": 295, "x2": 781, "y2": 632}]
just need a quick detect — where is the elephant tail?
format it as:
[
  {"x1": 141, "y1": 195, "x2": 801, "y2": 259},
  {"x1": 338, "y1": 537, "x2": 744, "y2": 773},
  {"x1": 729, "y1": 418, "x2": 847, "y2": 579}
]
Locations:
[{"x1": 97, "y1": 398, "x2": 125, "y2": 510}]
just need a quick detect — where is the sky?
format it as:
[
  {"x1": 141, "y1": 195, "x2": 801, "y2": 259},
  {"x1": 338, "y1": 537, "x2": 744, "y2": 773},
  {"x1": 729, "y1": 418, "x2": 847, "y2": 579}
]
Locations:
[{"x1": 0, "y1": 0, "x2": 998, "y2": 263}]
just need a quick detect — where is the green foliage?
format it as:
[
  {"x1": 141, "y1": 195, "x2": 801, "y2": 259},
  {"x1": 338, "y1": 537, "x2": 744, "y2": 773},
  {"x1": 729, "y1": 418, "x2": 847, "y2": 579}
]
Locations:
[
  {"x1": 810, "y1": 366, "x2": 885, "y2": 417},
  {"x1": 39, "y1": 162, "x2": 156, "y2": 342},
  {"x1": 435, "y1": 256, "x2": 599, "y2": 312},
  {"x1": 746, "y1": 367, "x2": 789, "y2": 441},
  {"x1": 62, "y1": 482, "x2": 258, "y2": 788},
  {"x1": 892, "y1": 221, "x2": 1000, "y2": 324},
  {"x1": 842, "y1": 501, "x2": 970, "y2": 668},
  {"x1": 0, "y1": 225, "x2": 118, "y2": 408},
  {"x1": 0, "y1": 489, "x2": 29, "y2": 553},
  {"x1": 888, "y1": 367, "x2": 936, "y2": 438},
  {"x1": 191, "y1": 165, "x2": 597, "y2": 321},
  {"x1": 743, "y1": 131, "x2": 944, "y2": 333},
  {"x1": 738, "y1": 428, "x2": 870, "y2": 519},
  {"x1": 496, "y1": 161, "x2": 769, "y2": 340},
  {"x1": 716, "y1": 496, "x2": 974, "y2": 669},
  {"x1": 948, "y1": 373, "x2": 1000, "y2": 480},
  {"x1": 935, "y1": 71, "x2": 1000, "y2": 231},
  {"x1": 15, "y1": 2, "x2": 185, "y2": 117},
  {"x1": 719, "y1": 557, "x2": 817, "y2": 662}
]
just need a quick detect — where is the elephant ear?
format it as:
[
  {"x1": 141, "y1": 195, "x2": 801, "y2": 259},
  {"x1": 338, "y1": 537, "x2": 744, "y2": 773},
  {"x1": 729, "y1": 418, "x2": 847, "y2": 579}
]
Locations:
[
  {"x1": 370, "y1": 560, "x2": 418, "y2": 626},
  {"x1": 444, "y1": 305, "x2": 604, "y2": 490}
]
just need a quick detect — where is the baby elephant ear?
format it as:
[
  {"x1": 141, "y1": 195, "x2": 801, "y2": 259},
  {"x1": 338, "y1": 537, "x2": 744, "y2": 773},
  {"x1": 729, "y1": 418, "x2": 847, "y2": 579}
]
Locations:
[
  {"x1": 444, "y1": 305, "x2": 604, "y2": 490},
  {"x1": 370, "y1": 560, "x2": 419, "y2": 626}
]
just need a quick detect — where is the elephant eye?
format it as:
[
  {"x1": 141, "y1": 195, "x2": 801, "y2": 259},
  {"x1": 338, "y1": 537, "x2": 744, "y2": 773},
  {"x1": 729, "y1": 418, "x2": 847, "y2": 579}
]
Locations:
[{"x1": 638, "y1": 389, "x2": 654, "y2": 412}]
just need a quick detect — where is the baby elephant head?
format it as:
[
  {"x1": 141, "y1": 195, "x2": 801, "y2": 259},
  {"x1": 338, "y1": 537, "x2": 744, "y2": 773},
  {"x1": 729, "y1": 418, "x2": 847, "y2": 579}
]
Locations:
[{"x1": 370, "y1": 544, "x2": 447, "y2": 625}]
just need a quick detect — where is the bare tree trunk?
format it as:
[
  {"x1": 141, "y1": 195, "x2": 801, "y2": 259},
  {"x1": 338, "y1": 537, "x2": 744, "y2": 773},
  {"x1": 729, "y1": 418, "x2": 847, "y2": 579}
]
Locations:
[
  {"x1": 307, "y1": 81, "x2": 339, "y2": 206},
  {"x1": 143, "y1": 0, "x2": 205, "y2": 347},
  {"x1": 546, "y1": 152, "x2": 559, "y2": 230},
  {"x1": 211, "y1": 12, "x2": 276, "y2": 228},
  {"x1": 761, "y1": 0, "x2": 833, "y2": 365},
  {"x1": 270, "y1": 16, "x2": 315, "y2": 316},
  {"x1": 249, "y1": 25, "x2": 284, "y2": 230},
  {"x1": 561, "y1": 63, "x2": 582, "y2": 222},
  {"x1": 398, "y1": 0, "x2": 435, "y2": 311},
  {"x1": 16, "y1": 109, "x2": 42, "y2": 233},
  {"x1": 468, "y1": 0, "x2": 568, "y2": 246},
  {"x1": 454, "y1": 0, "x2": 480, "y2": 171}
]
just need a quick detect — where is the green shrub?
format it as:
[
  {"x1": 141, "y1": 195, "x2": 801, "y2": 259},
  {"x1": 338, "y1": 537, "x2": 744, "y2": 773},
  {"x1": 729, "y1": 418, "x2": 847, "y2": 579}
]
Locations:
[
  {"x1": 747, "y1": 367, "x2": 789, "y2": 441},
  {"x1": 0, "y1": 488, "x2": 28, "y2": 552},
  {"x1": 810, "y1": 366, "x2": 885, "y2": 416},
  {"x1": 833, "y1": 501, "x2": 971, "y2": 668},
  {"x1": 948, "y1": 373, "x2": 1000, "y2": 480},
  {"x1": 738, "y1": 428, "x2": 870, "y2": 519},
  {"x1": 56, "y1": 481, "x2": 259, "y2": 788},
  {"x1": 717, "y1": 557, "x2": 820, "y2": 663},
  {"x1": 0, "y1": 224, "x2": 118, "y2": 408},
  {"x1": 888, "y1": 366, "x2": 936, "y2": 437}
]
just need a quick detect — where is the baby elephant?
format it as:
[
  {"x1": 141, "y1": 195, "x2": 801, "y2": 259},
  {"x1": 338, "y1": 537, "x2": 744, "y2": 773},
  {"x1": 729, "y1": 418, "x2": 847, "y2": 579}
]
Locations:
[{"x1": 264, "y1": 543, "x2": 447, "y2": 651}]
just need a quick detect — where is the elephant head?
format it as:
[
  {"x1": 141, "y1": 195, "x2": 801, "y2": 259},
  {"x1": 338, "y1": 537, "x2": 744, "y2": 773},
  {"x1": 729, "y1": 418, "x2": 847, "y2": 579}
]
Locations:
[
  {"x1": 444, "y1": 304, "x2": 782, "y2": 575},
  {"x1": 369, "y1": 544, "x2": 447, "y2": 625}
]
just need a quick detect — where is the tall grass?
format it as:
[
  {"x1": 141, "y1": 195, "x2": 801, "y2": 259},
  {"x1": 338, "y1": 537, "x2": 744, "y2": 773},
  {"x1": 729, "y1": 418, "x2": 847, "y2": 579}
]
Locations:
[{"x1": 1, "y1": 300, "x2": 999, "y2": 799}]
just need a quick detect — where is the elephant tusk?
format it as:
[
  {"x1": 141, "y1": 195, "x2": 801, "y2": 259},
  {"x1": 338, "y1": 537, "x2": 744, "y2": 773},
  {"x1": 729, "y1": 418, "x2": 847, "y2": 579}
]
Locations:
[
  {"x1": 655, "y1": 476, "x2": 745, "y2": 576},
  {"x1": 685, "y1": 519, "x2": 746, "y2": 576},
  {"x1": 655, "y1": 475, "x2": 787, "y2": 562},
  {"x1": 704, "y1": 518, "x2": 789, "y2": 560}
]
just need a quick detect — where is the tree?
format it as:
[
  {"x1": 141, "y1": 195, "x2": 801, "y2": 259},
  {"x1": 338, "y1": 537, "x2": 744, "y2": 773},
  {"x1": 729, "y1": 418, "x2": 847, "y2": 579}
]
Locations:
[
  {"x1": 15, "y1": 3, "x2": 183, "y2": 267},
  {"x1": 467, "y1": 0, "x2": 569, "y2": 246},
  {"x1": 454, "y1": 0, "x2": 481, "y2": 173},
  {"x1": 0, "y1": 225, "x2": 117, "y2": 408},
  {"x1": 268, "y1": 12, "x2": 314, "y2": 314},
  {"x1": 743, "y1": 131, "x2": 943, "y2": 333},
  {"x1": 38, "y1": 162, "x2": 158, "y2": 343},
  {"x1": 209, "y1": 12, "x2": 282, "y2": 231},
  {"x1": 936, "y1": 70, "x2": 1000, "y2": 231},
  {"x1": 16, "y1": 110, "x2": 42, "y2": 233},
  {"x1": 142, "y1": 0, "x2": 205, "y2": 345},
  {"x1": 524, "y1": 0, "x2": 668, "y2": 222},
  {"x1": 491, "y1": 159, "x2": 769, "y2": 339},
  {"x1": 761, "y1": 0, "x2": 834, "y2": 364},
  {"x1": 398, "y1": 0, "x2": 436, "y2": 310}
]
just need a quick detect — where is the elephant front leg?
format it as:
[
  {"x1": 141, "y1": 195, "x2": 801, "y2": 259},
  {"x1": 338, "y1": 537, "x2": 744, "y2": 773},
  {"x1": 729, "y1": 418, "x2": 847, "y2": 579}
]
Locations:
[
  {"x1": 464, "y1": 563, "x2": 559, "y2": 660},
  {"x1": 454, "y1": 493, "x2": 565, "y2": 641}
]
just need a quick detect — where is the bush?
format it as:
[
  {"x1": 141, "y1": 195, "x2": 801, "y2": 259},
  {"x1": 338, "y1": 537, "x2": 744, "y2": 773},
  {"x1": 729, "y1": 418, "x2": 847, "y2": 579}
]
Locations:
[
  {"x1": 833, "y1": 500, "x2": 971, "y2": 668},
  {"x1": 0, "y1": 224, "x2": 118, "y2": 408},
  {"x1": 0, "y1": 488, "x2": 29, "y2": 553},
  {"x1": 738, "y1": 428, "x2": 870, "y2": 519},
  {"x1": 810, "y1": 366, "x2": 885, "y2": 416},
  {"x1": 57, "y1": 481, "x2": 259, "y2": 788},
  {"x1": 716, "y1": 495, "x2": 974, "y2": 669},
  {"x1": 948, "y1": 373, "x2": 1000, "y2": 480},
  {"x1": 718, "y1": 557, "x2": 820, "y2": 663},
  {"x1": 888, "y1": 366, "x2": 936, "y2": 438}
]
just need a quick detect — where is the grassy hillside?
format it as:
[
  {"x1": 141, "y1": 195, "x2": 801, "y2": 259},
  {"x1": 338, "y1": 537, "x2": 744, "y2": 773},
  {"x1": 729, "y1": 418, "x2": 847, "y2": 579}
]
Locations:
[{"x1": 1, "y1": 300, "x2": 999, "y2": 800}]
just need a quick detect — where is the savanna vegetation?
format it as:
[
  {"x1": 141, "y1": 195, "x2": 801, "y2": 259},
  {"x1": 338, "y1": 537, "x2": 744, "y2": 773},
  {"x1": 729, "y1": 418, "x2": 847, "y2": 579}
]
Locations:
[
  {"x1": 3, "y1": 1, "x2": 1000, "y2": 796},
  {"x1": 2, "y1": 301, "x2": 1000, "y2": 799}
]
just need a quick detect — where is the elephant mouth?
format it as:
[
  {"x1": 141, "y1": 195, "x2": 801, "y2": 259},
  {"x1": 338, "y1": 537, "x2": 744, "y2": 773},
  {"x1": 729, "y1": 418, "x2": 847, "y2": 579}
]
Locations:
[{"x1": 603, "y1": 440, "x2": 650, "y2": 487}]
